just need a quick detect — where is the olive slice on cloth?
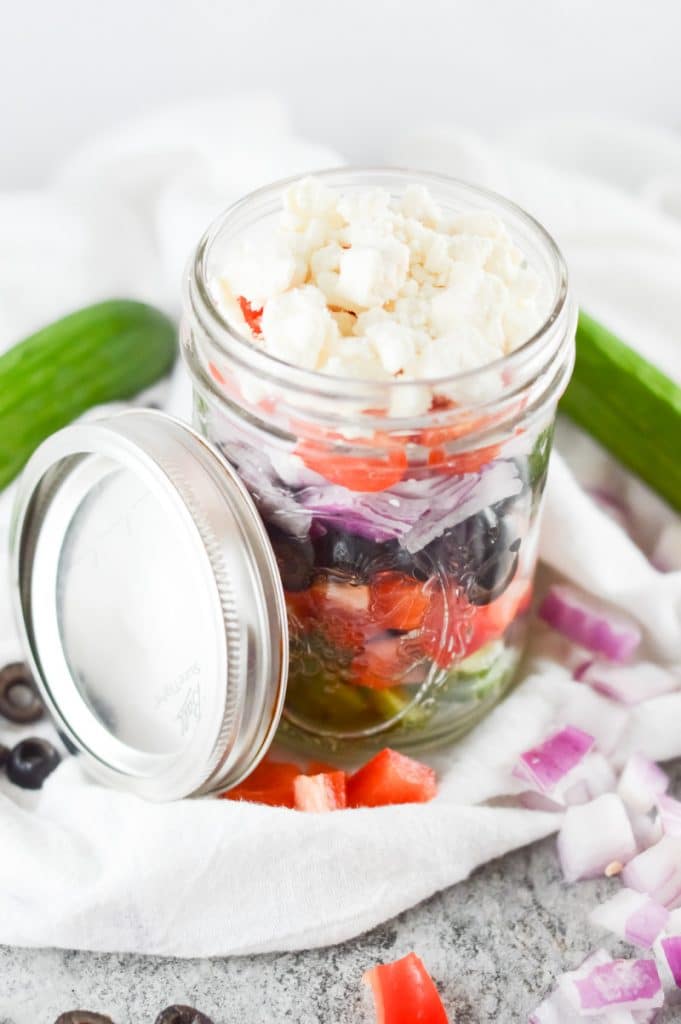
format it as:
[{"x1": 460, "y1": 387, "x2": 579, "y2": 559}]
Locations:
[
  {"x1": 154, "y1": 1006, "x2": 215, "y2": 1024},
  {"x1": 6, "y1": 737, "x2": 61, "y2": 790},
  {"x1": 54, "y1": 1013, "x2": 116, "y2": 1024},
  {"x1": 0, "y1": 662, "x2": 44, "y2": 724}
]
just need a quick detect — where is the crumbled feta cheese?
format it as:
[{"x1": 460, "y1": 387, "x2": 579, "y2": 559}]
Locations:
[
  {"x1": 336, "y1": 237, "x2": 410, "y2": 308},
  {"x1": 260, "y1": 286, "x2": 338, "y2": 370},
  {"x1": 214, "y1": 177, "x2": 548, "y2": 392}
]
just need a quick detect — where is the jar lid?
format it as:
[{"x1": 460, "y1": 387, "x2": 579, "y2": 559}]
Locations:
[{"x1": 9, "y1": 410, "x2": 288, "y2": 800}]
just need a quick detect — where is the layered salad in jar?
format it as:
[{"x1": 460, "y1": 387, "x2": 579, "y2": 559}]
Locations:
[{"x1": 187, "y1": 173, "x2": 564, "y2": 751}]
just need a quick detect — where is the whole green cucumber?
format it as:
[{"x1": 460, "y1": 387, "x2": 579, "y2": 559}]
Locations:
[
  {"x1": 0, "y1": 299, "x2": 177, "y2": 489},
  {"x1": 560, "y1": 311, "x2": 681, "y2": 512}
]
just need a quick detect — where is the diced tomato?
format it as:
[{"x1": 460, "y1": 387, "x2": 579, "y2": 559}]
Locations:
[
  {"x1": 237, "y1": 295, "x2": 263, "y2": 335},
  {"x1": 294, "y1": 771, "x2": 347, "y2": 812},
  {"x1": 221, "y1": 756, "x2": 341, "y2": 809},
  {"x1": 421, "y1": 577, "x2": 531, "y2": 668},
  {"x1": 427, "y1": 441, "x2": 501, "y2": 475},
  {"x1": 363, "y1": 952, "x2": 449, "y2": 1024},
  {"x1": 286, "y1": 579, "x2": 380, "y2": 651},
  {"x1": 349, "y1": 635, "x2": 416, "y2": 690},
  {"x1": 346, "y1": 749, "x2": 437, "y2": 808},
  {"x1": 296, "y1": 434, "x2": 408, "y2": 493},
  {"x1": 369, "y1": 572, "x2": 430, "y2": 632}
]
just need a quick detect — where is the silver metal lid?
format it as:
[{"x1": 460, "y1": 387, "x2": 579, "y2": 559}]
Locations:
[{"x1": 9, "y1": 410, "x2": 288, "y2": 801}]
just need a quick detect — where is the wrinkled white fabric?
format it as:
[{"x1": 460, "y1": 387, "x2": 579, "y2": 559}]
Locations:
[{"x1": 0, "y1": 98, "x2": 679, "y2": 957}]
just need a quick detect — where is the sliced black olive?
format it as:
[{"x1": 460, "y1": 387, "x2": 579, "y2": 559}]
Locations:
[
  {"x1": 427, "y1": 508, "x2": 520, "y2": 606},
  {"x1": 54, "y1": 1012, "x2": 116, "y2": 1024},
  {"x1": 267, "y1": 525, "x2": 315, "y2": 592},
  {"x1": 0, "y1": 662, "x2": 44, "y2": 724},
  {"x1": 312, "y1": 526, "x2": 431, "y2": 583},
  {"x1": 0, "y1": 744, "x2": 9, "y2": 769},
  {"x1": 154, "y1": 1006, "x2": 215, "y2": 1024},
  {"x1": 6, "y1": 737, "x2": 61, "y2": 789}
]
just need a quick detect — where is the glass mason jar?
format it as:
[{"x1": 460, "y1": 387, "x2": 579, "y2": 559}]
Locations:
[{"x1": 182, "y1": 169, "x2": 576, "y2": 755}]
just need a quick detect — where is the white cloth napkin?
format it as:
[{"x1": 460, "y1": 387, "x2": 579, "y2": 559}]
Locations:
[{"x1": 0, "y1": 98, "x2": 680, "y2": 957}]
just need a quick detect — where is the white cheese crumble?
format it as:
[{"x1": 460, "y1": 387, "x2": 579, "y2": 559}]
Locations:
[{"x1": 212, "y1": 177, "x2": 548, "y2": 415}]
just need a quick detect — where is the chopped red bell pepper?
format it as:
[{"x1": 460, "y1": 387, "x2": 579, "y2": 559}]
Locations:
[
  {"x1": 294, "y1": 771, "x2": 347, "y2": 812},
  {"x1": 237, "y1": 295, "x2": 263, "y2": 335},
  {"x1": 363, "y1": 952, "x2": 450, "y2": 1024},
  {"x1": 346, "y1": 749, "x2": 437, "y2": 808}
]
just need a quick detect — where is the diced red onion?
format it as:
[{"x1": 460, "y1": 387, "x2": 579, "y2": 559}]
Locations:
[
  {"x1": 659, "y1": 936, "x2": 681, "y2": 988},
  {"x1": 618, "y1": 755, "x2": 670, "y2": 816},
  {"x1": 539, "y1": 585, "x2": 641, "y2": 663},
  {"x1": 557, "y1": 794, "x2": 637, "y2": 883},
  {"x1": 575, "y1": 661, "x2": 679, "y2": 706},
  {"x1": 566, "y1": 958, "x2": 663, "y2": 1015},
  {"x1": 630, "y1": 813, "x2": 664, "y2": 853},
  {"x1": 657, "y1": 794, "x2": 681, "y2": 838},
  {"x1": 622, "y1": 837, "x2": 681, "y2": 909},
  {"x1": 590, "y1": 889, "x2": 669, "y2": 949},
  {"x1": 514, "y1": 726, "x2": 595, "y2": 794},
  {"x1": 560, "y1": 688, "x2": 629, "y2": 759},
  {"x1": 519, "y1": 752, "x2": 616, "y2": 811},
  {"x1": 532, "y1": 951, "x2": 630, "y2": 1024}
]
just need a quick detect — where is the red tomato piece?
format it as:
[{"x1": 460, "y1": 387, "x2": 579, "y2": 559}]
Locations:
[
  {"x1": 294, "y1": 771, "x2": 347, "y2": 812},
  {"x1": 296, "y1": 436, "x2": 408, "y2": 493},
  {"x1": 370, "y1": 572, "x2": 430, "y2": 632},
  {"x1": 421, "y1": 577, "x2": 532, "y2": 668},
  {"x1": 221, "y1": 784, "x2": 296, "y2": 808},
  {"x1": 427, "y1": 441, "x2": 502, "y2": 475},
  {"x1": 347, "y1": 749, "x2": 437, "y2": 808},
  {"x1": 237, "y1": 295, "x2": 263, "y2": 335},
  {"x1": 363, "y1": 952, "x2": 449, "y2": 1024}
]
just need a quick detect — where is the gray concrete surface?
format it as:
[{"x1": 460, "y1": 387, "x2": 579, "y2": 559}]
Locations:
[{"x1": 2, "y1": 803, "x2": 679, "y2": 1024}]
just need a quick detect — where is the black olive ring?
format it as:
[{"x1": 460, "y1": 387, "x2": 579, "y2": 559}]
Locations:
[
  {"x1": 6, "y1": 737, "x2": 61, "y2": 790},
  {"x1": 0, "y1": 662, "x2": 44, "y2": 724},
  {"x1": 155, "y1": 1006, "x2": 216, "y2": 1024},
  {"x1": 54, "y1": 1013, "x2": 116, "y2": 1024}
]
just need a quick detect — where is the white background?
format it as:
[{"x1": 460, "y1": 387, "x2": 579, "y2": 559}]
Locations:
[{"x1": 1, "y1": 0, "x2": 681, "y2": 185}]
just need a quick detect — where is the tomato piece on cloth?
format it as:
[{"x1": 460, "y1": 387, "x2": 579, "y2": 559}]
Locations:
[
  {"x1": 294, "y1": 771, "x2": 347, "y2": 812},
  {"x1": 363, "y1": 952, "x2": 450, "y2": 1024},
  {"x1": 347, "y1": 749, "x2": 437, "y2": 807}
]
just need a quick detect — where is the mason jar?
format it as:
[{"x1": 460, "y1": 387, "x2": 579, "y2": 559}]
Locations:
[{"x1": 181, "y1": 168, "x2": 576, "y2": 755}]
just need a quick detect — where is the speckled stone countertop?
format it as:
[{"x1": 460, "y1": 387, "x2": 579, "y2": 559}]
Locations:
[{"x1": 2, "y1": 765, "x2": 680, "y2": 1024}]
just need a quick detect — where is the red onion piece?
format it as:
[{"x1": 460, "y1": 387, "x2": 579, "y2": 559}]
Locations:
[
  {"x1": 590, "y1": 890, "x2": 669, "y2": 949},
  {"x1": 657, "y1": 794, "x2": 681, "y2": 838},
  {"x1": 567, "y1": 958, "x2": 663, "y2": 1015},
  {"x1": 622, "y1": 838, "x2": 681, "y2": 909},
  {"x1": 618, "y1": 755, "x2": 670, "y2": 816},
  {"x1": 659, "y1": 936, "x2": 681, "y2": 988},
  {"x1": 557, "y1": 794, "x2": 637, "y2": 883},
  {"x1": 575, "y1": 661, "x2": 679, "y2": 706},
  {"x1": 514, "y1": 726, "x2": 595, "y2": 794},
  {"x1": 539, "y1": 585, "x2": 641, "y2": 662}
]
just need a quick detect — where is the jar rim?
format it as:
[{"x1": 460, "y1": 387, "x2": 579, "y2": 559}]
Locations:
[{"x1": 185, "y1": 166, "x2": 571, "y2": 409}]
